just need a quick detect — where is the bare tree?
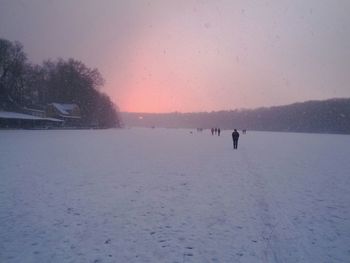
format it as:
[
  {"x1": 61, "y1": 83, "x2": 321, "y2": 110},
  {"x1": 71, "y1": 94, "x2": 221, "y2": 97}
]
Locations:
[{"x1": 0, "y1": 38, "x2": 27, "y2": 109}]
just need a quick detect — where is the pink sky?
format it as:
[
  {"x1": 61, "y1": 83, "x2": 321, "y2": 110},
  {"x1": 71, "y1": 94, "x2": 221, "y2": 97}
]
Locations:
[{"x1": 1, "y1": 0, "x2": 350, "y2": 113}]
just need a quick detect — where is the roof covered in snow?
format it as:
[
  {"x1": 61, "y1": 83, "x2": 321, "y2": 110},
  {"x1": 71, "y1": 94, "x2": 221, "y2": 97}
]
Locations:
[
  {"x1": 0, "y1": 111, "x2": 63, "y2": 122},
  {"x1": 49, "y1": 103, "x2": 81, "y2": 119},
  {"x1": 51, "y1": 103, "x2": 79, "y2": 115},
  {"x1": 0, "y1": 111, "x2": 43, "y2": 120}
]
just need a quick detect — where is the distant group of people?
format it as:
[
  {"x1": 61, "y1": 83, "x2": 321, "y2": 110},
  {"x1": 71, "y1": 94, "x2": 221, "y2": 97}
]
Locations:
[{"x1": 211, "y1": 127, "x2": 221, "y2": 136}]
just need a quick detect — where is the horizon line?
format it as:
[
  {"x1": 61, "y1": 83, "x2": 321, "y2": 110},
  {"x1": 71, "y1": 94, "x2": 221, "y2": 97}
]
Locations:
[{"x1": 120, "y1": 97, "x2": 349, "y2": 115}]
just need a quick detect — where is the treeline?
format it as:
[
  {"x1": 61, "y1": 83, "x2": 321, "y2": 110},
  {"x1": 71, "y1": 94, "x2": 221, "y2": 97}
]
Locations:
[
  {"x1": 122, "y1": 98, "x2": 350, "y2": 134},
  {"x1": 0, "y1": 38, "x2": 120, "y2": 128}
]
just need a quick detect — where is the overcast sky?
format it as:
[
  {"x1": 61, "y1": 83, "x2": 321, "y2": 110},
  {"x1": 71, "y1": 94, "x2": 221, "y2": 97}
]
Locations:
[{"x1": 1, "y1": 0, "x2": 349, "y2": 112}]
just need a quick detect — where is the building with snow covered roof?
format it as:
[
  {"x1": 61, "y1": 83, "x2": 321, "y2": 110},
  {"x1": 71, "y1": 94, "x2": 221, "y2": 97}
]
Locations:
[
  {"x1": 46, "y1": 103, "x2": 81, "y2": 127},
  {"x1": 0, "y1": 111, "x2": 63, "y2": 128}
]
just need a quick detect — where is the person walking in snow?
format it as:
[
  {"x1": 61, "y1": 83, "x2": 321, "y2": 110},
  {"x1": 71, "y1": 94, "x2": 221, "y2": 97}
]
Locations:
[
  {"x1": 232, "y1": 129, "x2": 240, "y2": 149},
  {"x1": 218, "y1": 128, "x2": 221, "y2": 136}
]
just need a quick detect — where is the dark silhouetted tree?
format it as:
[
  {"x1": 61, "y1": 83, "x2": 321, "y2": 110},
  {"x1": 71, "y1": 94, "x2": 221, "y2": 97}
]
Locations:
[
  {"x1": 0, "y1": 38, "x2": 28, "y2": 109},
  {"x1": 40, "y1": 58, "x2": 119, "y2": 127},
  {"x1": 1, "y1": 38, "x2": 120, "y2": 128}
]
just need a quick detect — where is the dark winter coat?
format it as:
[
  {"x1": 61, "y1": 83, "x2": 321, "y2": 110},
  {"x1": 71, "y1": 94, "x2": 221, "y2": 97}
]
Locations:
[{"x1": 232, "y1": 131, "x2": 240, "y2": 140}]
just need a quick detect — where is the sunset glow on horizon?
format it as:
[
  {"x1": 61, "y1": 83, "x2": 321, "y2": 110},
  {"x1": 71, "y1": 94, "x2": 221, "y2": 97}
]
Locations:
[{"x1": 1, "y1": 0, "x2": 350, "y2": 113}]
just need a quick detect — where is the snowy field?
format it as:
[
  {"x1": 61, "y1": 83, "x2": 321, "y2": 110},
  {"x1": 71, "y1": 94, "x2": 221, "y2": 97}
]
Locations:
[{"x1": 1, "y1": 128, "x2": 350, "y2": 263}]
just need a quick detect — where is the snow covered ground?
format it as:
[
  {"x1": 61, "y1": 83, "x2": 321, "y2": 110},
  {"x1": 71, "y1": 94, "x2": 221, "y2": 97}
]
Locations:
[{"x1": 0, "y1": 128, "x2": 349, "y2": 263}]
